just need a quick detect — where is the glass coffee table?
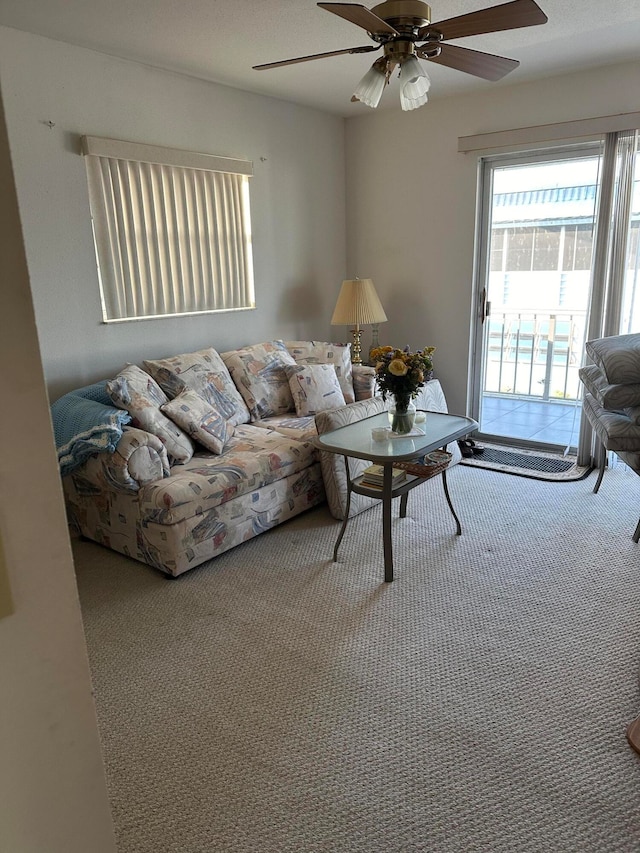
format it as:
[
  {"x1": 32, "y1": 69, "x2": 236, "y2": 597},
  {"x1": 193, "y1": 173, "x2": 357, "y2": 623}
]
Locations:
[{"x1": 315, "y1": 409, "x2": 478, "y2": 582}]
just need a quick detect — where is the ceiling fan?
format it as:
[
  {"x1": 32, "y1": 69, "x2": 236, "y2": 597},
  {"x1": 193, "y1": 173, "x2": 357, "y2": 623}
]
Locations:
[{"x1": 253, "y1": 0, "x2": 548, "y2": 110}]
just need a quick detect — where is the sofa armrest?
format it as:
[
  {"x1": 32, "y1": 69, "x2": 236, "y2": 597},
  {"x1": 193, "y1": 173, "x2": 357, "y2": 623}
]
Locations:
[
  {"x1": 352, "y1": 364, "x2": 377, "y2": 401},
  {"x1": 67, "y1": 426, "x2": 170, "y2": 493},
  {"x1": 315, "y1": 397, "x2": 387, "y2": 520},
  {"x1": 412, "y1": 379, "x2": 462, "y2": 466}
]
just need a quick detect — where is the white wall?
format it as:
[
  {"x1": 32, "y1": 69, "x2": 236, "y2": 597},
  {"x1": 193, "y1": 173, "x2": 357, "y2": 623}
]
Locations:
[
  {"x1": 0, "y1": 27, "x2": 347, "y2": 400},
  {"x1": 0, "y1": 83, "x2": 116, "y2": 853},
  {"x1": 345, "y1": 60, "x2": 640, "y2": 414}
]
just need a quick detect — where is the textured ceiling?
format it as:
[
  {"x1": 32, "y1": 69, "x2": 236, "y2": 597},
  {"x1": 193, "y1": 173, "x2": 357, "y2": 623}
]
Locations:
[{"x1": 1, "y1": 0, "x2": 639, "y2": 116}]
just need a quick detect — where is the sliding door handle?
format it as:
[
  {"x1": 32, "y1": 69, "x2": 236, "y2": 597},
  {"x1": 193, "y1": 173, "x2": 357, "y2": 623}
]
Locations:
[{"x1": 481, "y1": 289, "x2": 491, "y2": 324}]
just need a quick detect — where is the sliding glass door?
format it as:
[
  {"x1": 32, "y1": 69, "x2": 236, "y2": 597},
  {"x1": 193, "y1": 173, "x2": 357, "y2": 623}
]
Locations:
[
  {"x1": 470, "y1": 132, "x2": 639, "y2": 453},
  {"x1": 617, "y1": 141, "x2": 640, "y2": 335}
]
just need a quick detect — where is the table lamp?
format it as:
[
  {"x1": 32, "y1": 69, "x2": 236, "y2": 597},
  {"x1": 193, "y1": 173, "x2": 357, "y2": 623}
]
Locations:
[{"x1": 330, "y1": 278, "x2": 387, "y2": 364}]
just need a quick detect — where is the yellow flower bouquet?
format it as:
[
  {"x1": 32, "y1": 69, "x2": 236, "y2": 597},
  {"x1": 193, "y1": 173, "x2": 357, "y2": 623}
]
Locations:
[{"x1": 370, "y1": 345, "x2": 435, "y2": 433}]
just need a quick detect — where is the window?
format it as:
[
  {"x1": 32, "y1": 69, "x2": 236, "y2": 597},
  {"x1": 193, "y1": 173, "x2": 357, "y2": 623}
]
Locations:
[
  {"x1": 506, "y1": 226, "x2": 534, "y2": 271},
  {"x1": 562, "y1": 224, "x2": 594, "y2": 271},
  {"x1": 489, "y1": 228, "x2": 505, "y2": 271},
  {"x1": 532, "y1": 226, "x2": 561, "y2": 271},
  {"x1": 82, "y1": 136, "x2": 255, "y2": 322}
]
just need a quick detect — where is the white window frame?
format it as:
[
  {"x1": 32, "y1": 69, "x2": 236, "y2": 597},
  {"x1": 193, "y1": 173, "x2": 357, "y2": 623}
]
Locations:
[{"x1": 81, "y1": 136, "x2": 255, "y2": 323}]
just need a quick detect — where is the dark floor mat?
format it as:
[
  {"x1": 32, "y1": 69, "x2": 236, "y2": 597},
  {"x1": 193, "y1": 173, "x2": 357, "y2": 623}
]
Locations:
[{"x1": 460, "y1": 443, "x2": 592, "y2": 481}]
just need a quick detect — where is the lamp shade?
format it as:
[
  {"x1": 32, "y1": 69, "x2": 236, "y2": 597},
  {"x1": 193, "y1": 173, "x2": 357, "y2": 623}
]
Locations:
[
  {"x1": 330, "y1": 278, "x2": 388, "y2": 326},
  {"x1": 351, "y1": 60, "x2": 387, "y2": 109},
  {"x1": 400, "y1": 56, "x2": 430, "y2": 111}
]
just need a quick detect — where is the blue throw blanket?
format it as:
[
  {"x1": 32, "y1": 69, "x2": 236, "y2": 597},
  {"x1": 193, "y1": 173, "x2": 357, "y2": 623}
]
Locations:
[{"x1": 51, "y1": 381, "x2": 131, "y2": 476}]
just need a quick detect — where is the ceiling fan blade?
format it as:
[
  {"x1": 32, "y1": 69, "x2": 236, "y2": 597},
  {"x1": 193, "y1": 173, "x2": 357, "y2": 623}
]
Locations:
[
  {"x1": 253, "y1": 45, "x2": 379, "y2": 70},
  {"x1": 418, "y1": 42, "x2": 519, "y2": 81},
  {"x1": 418, "y1": 0, "x2": 547, "y2": 41},
  {"x1": 317, "y1": 3, "x2": 400, "y2": 36}
]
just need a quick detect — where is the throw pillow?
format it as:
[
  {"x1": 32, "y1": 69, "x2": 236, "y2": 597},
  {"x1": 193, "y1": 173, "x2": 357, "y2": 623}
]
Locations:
[
  {"x1": 284, "y1": 363, "x2": 346, "y2": 416},
  {"x1": 161, "y1": 389, "x2": 234, "y2": 455},
  {"x1": 221, "y1": 340, "x2": 297, "y2": 420},
  {"x1": 285, "y1": 341, "x2": 355, "y2": 404},
  {"x1": 143, "y1": 347, "x2": 250, "y2": 427},
  {"x1": 585, "y1": 333, "x2": 640, "y2": 385},
  {"x1": 107, "y1": 364, "x2": 195, "y2": 464},
  {"x1": 579, "y1": 364, "x2": 640, "y2": 410},
  {"x1": 352, "y1": 364, "x2": 377, "y2": 401},
  {"x1": 625, "y1": 406, "x2": 640, "y2": 425}
]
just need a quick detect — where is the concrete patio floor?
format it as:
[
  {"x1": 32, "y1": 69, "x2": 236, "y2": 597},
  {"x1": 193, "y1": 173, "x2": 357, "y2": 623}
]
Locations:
[{"x1": 479, "y1": 394, "x2": 582, "y2": 450}]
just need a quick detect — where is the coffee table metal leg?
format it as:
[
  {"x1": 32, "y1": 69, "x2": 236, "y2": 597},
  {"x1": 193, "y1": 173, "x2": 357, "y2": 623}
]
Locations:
[
  {"x1": 333, "y1": 456, "x2": 352, "y2": 562},
  {"x1": 441, "y1": 469, "x2": 462, "y2": 535},
  {"x1": 399, "y1": 492, "x2": 409, "y2": 518},
  {"x1": 383, "y1": 463, "x2": 394, "y2": 582}
]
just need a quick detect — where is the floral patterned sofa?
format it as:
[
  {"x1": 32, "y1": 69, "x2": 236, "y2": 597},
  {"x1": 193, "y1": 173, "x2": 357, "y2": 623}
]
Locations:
[{"x1": 61, "y1": 340, "x2": 378, "y2": 577}]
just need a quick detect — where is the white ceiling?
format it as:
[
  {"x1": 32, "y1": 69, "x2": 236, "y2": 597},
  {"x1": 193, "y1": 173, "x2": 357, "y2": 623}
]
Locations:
[{"x1": 1, "y1": 0, "x2": 639, "y2": 116}]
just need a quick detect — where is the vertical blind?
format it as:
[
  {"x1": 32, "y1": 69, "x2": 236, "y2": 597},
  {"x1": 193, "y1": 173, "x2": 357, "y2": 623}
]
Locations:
[{"x1": 82, "y1": 136, "x2": 255, "y2": 322}]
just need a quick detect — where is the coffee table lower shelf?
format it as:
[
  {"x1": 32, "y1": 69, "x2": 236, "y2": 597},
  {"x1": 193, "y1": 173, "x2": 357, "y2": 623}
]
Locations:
[{"x1": 333, "y1": 457, "x2": 462, "y2": 582}]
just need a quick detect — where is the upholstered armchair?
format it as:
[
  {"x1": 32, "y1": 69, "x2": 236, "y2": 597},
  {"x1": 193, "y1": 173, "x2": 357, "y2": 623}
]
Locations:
[{"x1": 579, "y1": 332, "x2": 640, "y2": 541}]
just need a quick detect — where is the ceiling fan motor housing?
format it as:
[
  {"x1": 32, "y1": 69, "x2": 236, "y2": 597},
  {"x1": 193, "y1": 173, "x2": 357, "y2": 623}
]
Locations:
[
  {"x1": 370, "y1": 0, "x2": 432, "y2": 35},
  {"x1": 384, "y1": 40, "x2": 416, "y2": 61}
]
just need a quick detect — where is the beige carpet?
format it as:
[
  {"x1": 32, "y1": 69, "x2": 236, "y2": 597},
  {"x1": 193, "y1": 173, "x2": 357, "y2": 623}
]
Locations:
[{"x1": 74, "y1": 463, "x2": 640, "y2": 853}]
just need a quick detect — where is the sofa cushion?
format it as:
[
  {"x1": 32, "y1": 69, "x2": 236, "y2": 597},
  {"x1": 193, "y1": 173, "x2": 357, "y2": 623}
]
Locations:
[
  {"x1": 585, "y1": 333, "x2": 640, "y2": 385},
  {"x1": 143, "y1": 348, "x2": 250, "y2": 427},
  {"x1": 137, "y1": 424, "x2": 318, "y2": 525},
  {"x1": 582, "y1": 392, "x2": 640, "y2": 451},
  {"x1": 579, "y1": 364, "x2": 640, "y2": 411},
  {"x1": 221, "y1": 340, "x2": 297, "y2": 420},
  {"x1": 251, "y1": 414, "x2": 318, "y2": 442},
  {"x1": 107, "y1": 364, "x2": 195, "y2": 464},
  {"x1": 285, "y1": 363, "x2": 346, "y2": 416},
  {"x1": 161, "y1": 389, "x2": 234, "y2": 455},
  {"x1": 285, "y1": 341, "x2": 355, "y2": 403},
  {"x1": 624, "y1": 406, "x2": 640, "y2": 425}
]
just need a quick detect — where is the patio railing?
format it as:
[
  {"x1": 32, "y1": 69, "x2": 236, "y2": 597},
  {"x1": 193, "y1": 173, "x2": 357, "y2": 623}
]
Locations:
[{"x1": 483, "y1": 310, "x2": 587, "y2": 402}]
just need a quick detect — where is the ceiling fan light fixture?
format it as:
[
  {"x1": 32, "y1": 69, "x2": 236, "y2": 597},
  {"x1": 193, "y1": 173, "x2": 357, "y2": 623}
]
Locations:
[
  {"x1": 256, "y1": 0, "x2": 548, "y2": 111},
  {"x1": 400, "y1": 91, "x2": 429, "y2": 110},
  {"x1": 399, "y1": 55, "x2": 430, "y2": 110},
  {"x1": 352, "y1": 58, "x2": 387, "y2": 108}
]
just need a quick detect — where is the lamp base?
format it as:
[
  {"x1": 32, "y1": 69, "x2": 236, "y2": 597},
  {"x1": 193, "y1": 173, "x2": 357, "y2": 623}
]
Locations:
[
  {"x1": 351, "y1": 327, "x2": 363, "y2": 364},
  {"x1": 369, "y1": 323, "x2": 380, "y2": 363}
]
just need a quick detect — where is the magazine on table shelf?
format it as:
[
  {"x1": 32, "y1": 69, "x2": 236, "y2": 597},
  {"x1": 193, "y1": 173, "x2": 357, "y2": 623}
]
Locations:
[{"x1": 360, "y1": 464, "x2": 407, "y2": 488}]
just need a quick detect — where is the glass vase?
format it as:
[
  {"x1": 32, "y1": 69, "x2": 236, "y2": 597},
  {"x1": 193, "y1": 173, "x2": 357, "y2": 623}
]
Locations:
[{"x1": 388, "y1": 394, "x2": 417, "y2": 435}]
